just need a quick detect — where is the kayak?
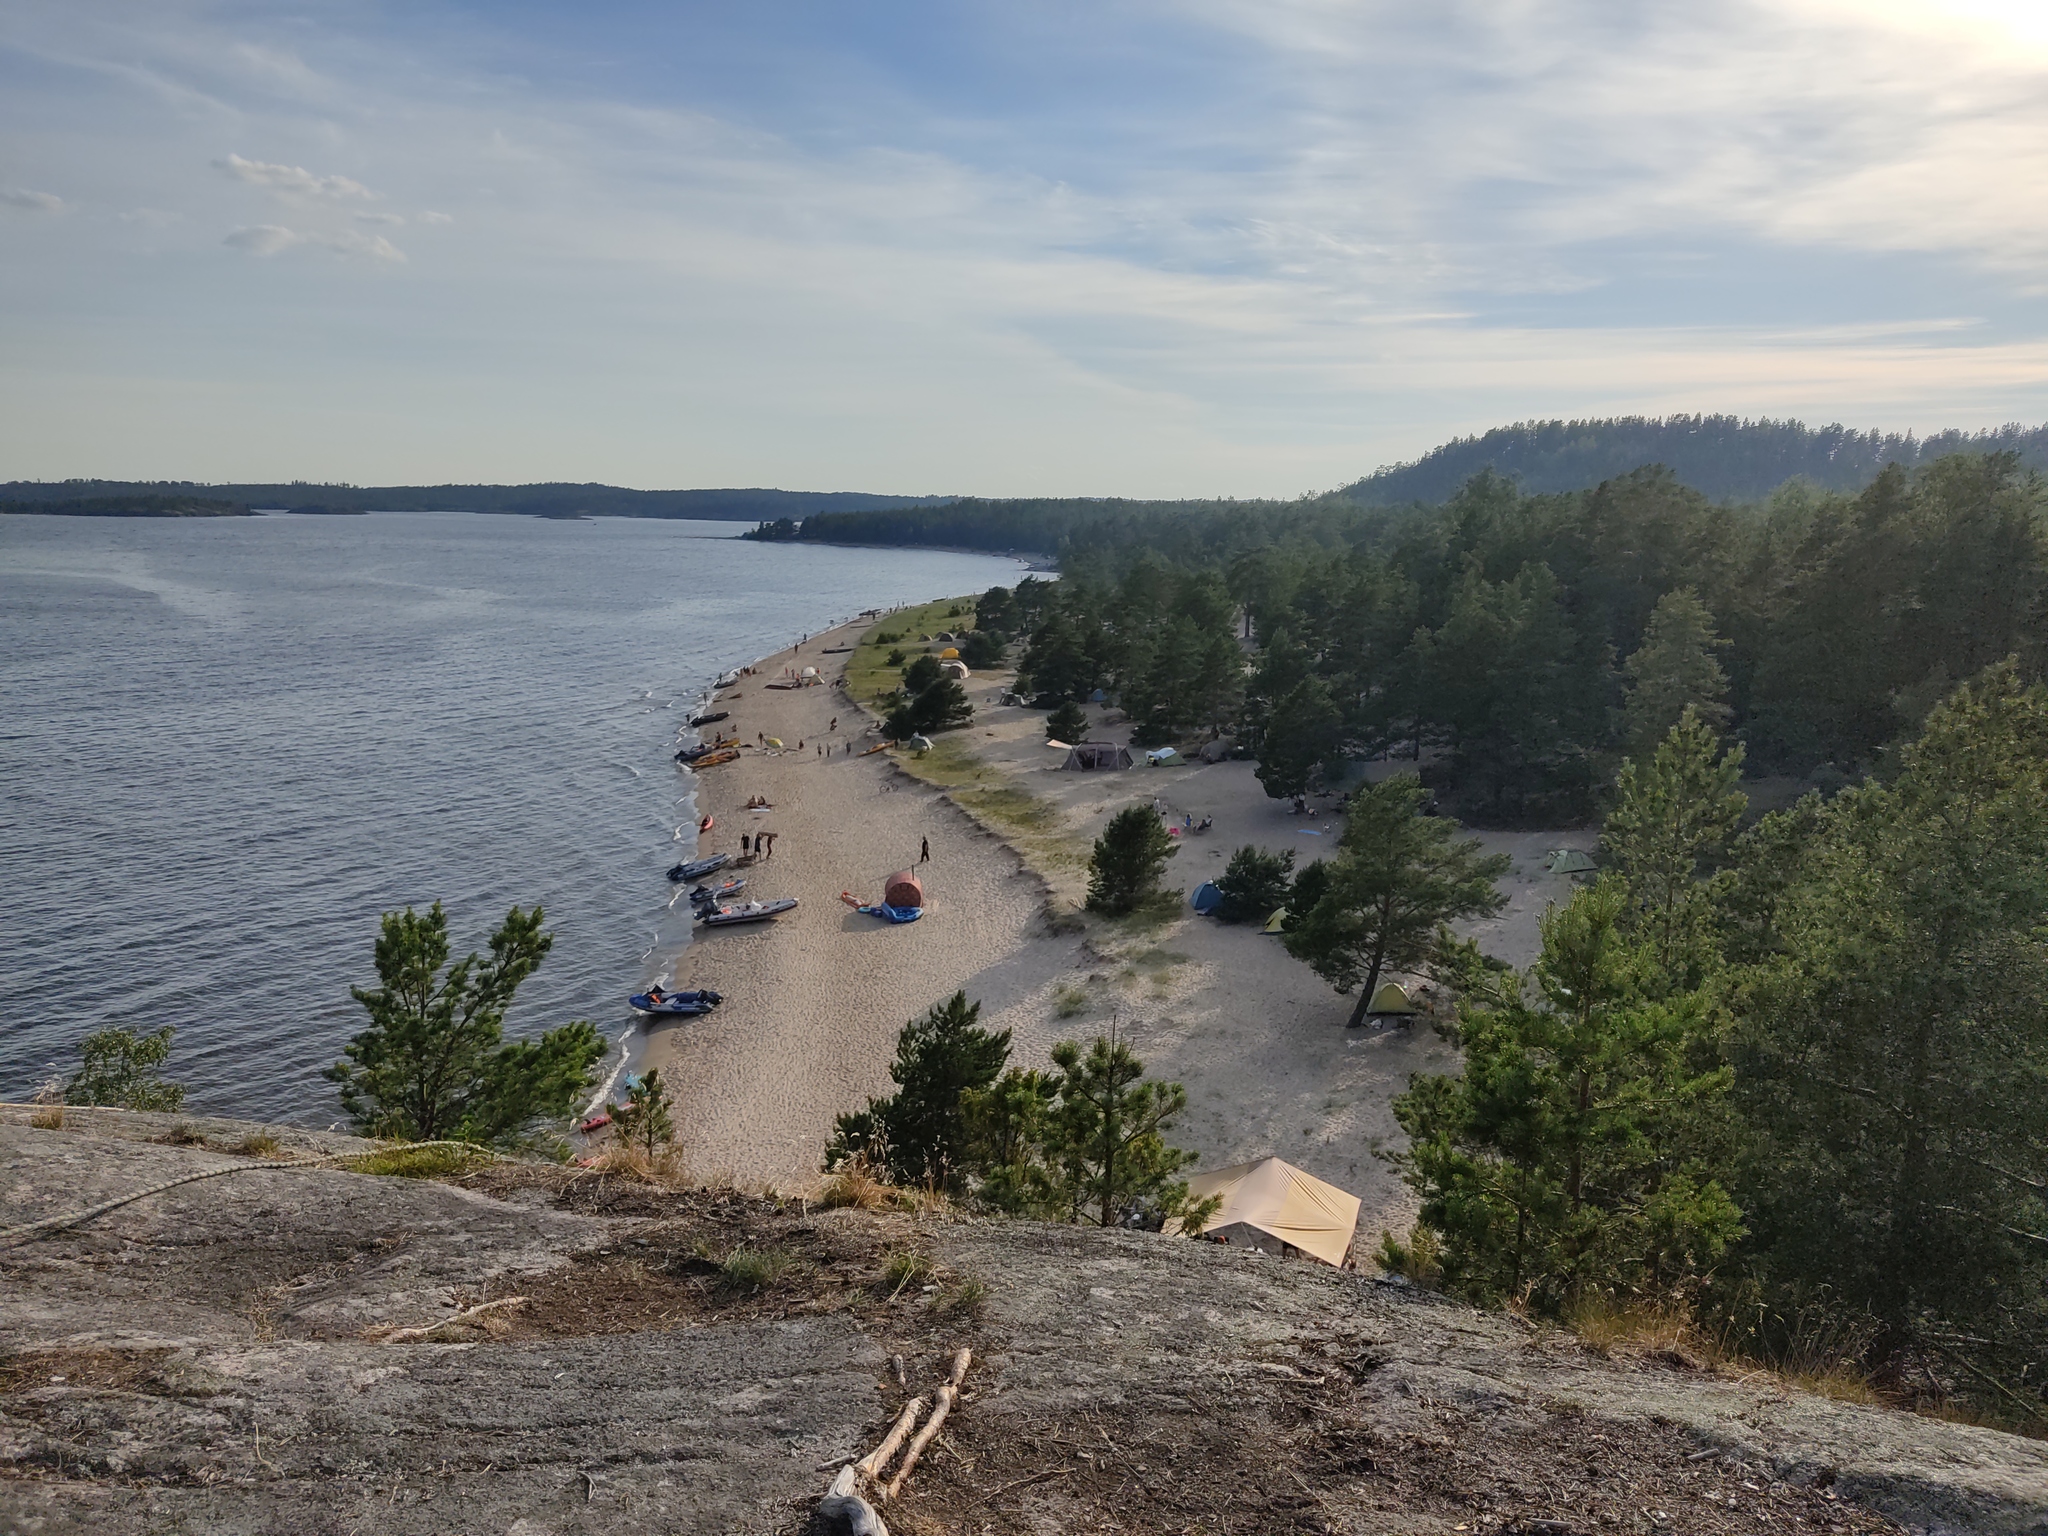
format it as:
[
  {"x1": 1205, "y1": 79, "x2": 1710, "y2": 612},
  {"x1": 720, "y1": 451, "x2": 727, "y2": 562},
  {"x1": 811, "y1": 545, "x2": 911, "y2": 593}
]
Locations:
[
  {"x1": 690, "y1": 877, "x2": 747, "y2": 905},
  {"x1": 689, "y1": 748, "x2": 740, "y2": 768},
  {"x1": 675, "y1": 742, "x2": 734, "y2": 764},
  {"x1": 698, "y1": 898, "x2": 798, "y2": 926},
  {"x1": 667, "y1": 852, "x2": 731, "y2": 883},
  {"x1": 579, "y1": 1113, "x2": 611, "y2": 1134},
  {"x1": 628, "y1": 988, "x2": 723, "y2": 1015},
  {"x1": 690, "y1": 710, "x2": 729, "y2": 727},
  {"x1": 859, "y1": 741, "x2": 892, "y2": 756},
  {"x1": 699, "y1": 814, "x2": 714, "y2": 833}
]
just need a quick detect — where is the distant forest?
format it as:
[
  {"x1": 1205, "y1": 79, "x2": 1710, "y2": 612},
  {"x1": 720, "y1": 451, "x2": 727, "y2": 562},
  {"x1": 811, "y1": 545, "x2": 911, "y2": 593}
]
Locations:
[
  {"x1": 0, "y1": 494, "x2": 252, "y2": 517},
  {"x1": 0, "y1": 482, "x2": 954, "y2": 521},
  {"x1": 748, "y1": 415, "x2": 2048, "y2": 557}
]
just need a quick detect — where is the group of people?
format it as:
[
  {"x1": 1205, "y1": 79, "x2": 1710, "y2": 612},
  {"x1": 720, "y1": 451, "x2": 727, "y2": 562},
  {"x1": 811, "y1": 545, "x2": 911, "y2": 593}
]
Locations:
[{"x1": 741, "y1": 831, "x2": 779, "y2": 859}]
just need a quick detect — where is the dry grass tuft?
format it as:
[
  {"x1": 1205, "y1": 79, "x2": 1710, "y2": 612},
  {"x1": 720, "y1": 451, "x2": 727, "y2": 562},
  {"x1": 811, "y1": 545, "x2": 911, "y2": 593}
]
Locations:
[
  {"x1": 233, "y1": 1132, "x2": 281, "y2": 1157},
  {"x1": 814, "y1": 1157, "x2": 900, "y2": 1211},
  {"x1": 880, "y1": 1248, "x2": 939, "y2": 1299},
  {"x1": 29, "y1": 1106, "x2": 63, "y2": 1131},
  {"x1": 590, "y1": 1143, "x2": 689, "y2": 1185}
]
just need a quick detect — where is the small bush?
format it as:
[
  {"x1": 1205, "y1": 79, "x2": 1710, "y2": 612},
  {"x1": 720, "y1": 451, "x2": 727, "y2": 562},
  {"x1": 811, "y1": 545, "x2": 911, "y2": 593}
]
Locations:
[
  {"x1": 160, "y1": 1121, "x2": 208, "y2": 1146},
  {"x1": 233, "y1": 1132, "x2": 281, "y2": 1157},
  {"x1": 1052, "y1": 982, "x2": 1090, "y2": 1018},
  {"x1": 1213, "y1": 844, "x2": 1295, "y2": 923},
  {"x1": 936, "y1": 1278, "x2": 989, "y2": 1317},
  {"x1": 347, "y1": 1143, "x2": 488, "y2": 1179},
  {"x1": 1375, "y1": 1223, "x2": 1442, "y2": 1287},
  {"x1": 872, "y1": 629, "x2": 902, "y2": 645},
  {"x1": 880, "y1": 1249, "x2": 938, "y2": 1298},
  {"x1": 815, "y1": 1159, "x2": 896, "y2": 1211},
  {"x1": 886, "y1": 647, "x2": 907, "y2": 666},
  {"x1": 29, "y1": 1106, "x2": 63, "y2": 1131},
  {"x1": 718, "y1": 1246, "x2": 793, "y2": 1295}
]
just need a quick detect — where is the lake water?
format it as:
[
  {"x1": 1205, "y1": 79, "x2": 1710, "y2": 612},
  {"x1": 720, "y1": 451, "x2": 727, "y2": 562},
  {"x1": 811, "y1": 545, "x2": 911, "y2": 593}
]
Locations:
[{"x1": 0, "y1": 513, "x2": 1025, "y2": 1124}]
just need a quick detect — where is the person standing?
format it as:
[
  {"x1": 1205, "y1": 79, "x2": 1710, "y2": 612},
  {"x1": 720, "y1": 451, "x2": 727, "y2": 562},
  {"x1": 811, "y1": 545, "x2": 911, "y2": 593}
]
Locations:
[
  {"x1": 920, "y1": 836, "x2": 930, "y2": 864},
  {"x1": 741, "y1": 833, "x2": 751, "y2": 855}
]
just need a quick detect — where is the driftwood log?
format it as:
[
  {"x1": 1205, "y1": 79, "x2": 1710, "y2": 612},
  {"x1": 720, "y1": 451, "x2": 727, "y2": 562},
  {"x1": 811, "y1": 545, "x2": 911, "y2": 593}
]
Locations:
[
  {"x1": 816, "y1": 1346, "x2": 974, "y2": 1533},
  {"x1": 882, "y1": 1347, "x2": 972, "y2": 1499}
]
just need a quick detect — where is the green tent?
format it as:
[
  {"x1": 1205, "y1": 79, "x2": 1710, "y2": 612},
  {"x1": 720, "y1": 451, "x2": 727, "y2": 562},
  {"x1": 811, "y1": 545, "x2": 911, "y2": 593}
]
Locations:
[
  {"x1": 1261, "y1": 907, "x2": 1289, "y2": 935},
  {"x1": 1546, "y1": 848, "x2": 1599, "y2": 876},
  {"x1": 1367, "y1": 981, "x2": 1418, "y2": 1015}
]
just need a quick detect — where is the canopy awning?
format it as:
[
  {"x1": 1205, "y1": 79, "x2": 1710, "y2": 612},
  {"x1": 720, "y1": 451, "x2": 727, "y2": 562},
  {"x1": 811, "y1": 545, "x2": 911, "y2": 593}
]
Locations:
[{"x1": 1179, "y1": 1156, "x2": 1361, "y2": 1267}]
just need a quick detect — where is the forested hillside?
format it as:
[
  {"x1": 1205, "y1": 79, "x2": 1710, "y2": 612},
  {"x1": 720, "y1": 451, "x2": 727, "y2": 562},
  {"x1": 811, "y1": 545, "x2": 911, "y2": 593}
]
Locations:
[
  {"x1": 958, "y1": 449, "x2": 2048, "y2": 1428},
  {"x1": 0, "y1": 482, "x2": 953, "y2": 521},
  {"x1": 1347, "y1": 415, "x2": 2048, "y2": 504}
]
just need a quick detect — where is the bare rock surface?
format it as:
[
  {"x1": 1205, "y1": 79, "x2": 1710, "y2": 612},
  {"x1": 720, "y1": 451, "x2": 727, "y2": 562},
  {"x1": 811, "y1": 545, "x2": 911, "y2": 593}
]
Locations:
[{"x1": 4, "y1": 1120, "x2": 2045, "y2": 1536}]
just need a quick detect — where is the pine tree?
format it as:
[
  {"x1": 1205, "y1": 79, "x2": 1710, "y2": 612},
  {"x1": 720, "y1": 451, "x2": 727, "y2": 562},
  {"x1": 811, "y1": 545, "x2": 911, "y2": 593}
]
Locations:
[
  {"x1": 1213, "y1": 844, "x2": 1294, "y2": 924},
  {"x1": 825, "y1": 991, "x2": 1010, "y2": 1189},
  {"x1": 607, "y1": 1067, "x2": 677, "y2": 1158},
  {"x1": 1045, "y1": 699, "x2": 1088, "y2": 742},
  {"x1": 1284, "y1": 776, "x2": 1509, "y2": 1025},
  {"x1": 1254, "y1": 676, "x2": 1344, "y2": 800},
  {"x1": 1621, "y1": 589, "x2": 1732, "y2": 758},
  {"x1": 1395, "y1": 881, "x2": 1742, "y2": 1309},
  {"x1": 1043, "y1": 1031, "x2": 1201, "y2": 1227},
  {"x1": 326, "y1": 903, "x2": 604, "y2": 1145},
  {"x1": 1602, "y1": 707, "x2": 1746, "y2": 989},
  {"x1": 1086, "y1": 805, "x2": 1178, "y2": 916}
]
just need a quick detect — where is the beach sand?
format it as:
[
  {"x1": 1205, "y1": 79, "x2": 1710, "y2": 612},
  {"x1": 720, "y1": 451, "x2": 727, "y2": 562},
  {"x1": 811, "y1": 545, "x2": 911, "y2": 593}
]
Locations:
[
  {"x1": 649, "y1": 608, "x2": 1594, "y2": 1253},
  {"x1": 643, "y1": 623, "x2": 1070, "y2": 1192}
]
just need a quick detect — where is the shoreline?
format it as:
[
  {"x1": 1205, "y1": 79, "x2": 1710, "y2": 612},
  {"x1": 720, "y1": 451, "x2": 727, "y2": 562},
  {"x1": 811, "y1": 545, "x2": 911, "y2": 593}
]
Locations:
[{"x1": 638, "y1": 615, "x2": 1061, "y2": 1191}]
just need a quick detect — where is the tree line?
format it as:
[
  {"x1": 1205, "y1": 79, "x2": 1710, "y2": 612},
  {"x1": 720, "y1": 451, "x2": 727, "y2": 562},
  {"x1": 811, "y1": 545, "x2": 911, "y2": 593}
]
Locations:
[{"x1": 981, "y1": 453, "x2": 2046, "y2": 821}]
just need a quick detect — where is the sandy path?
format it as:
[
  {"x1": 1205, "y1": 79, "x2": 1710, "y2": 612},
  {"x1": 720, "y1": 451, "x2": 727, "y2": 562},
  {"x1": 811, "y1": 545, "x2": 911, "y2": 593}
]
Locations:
[{"x1": 643, "y1": 623, "x2": 1064, "y2": 1191}]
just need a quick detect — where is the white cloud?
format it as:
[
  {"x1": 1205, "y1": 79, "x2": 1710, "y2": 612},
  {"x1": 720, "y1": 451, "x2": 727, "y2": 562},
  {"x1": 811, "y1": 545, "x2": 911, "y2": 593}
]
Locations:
[
  {"x1": 1, "y1": 187, "x2": 63, "y2": 212},
  {"x1": 223, "y1": 223, "x2": 301, "y2": 255},
  {"x1": 222, "y1": 224, "x2": 401, "y2": 261},
  {"x1": 216, "y1": 152, "x2": 373, "y2": 200},
  {"x1": 417, "y1": 210, "x2": 453, "y2": 225}
]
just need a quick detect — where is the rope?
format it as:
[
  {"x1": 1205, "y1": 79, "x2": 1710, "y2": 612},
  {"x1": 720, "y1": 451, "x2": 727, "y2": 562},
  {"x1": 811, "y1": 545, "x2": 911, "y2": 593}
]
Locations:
[{"x1": 0, "y1": 1139, "x2": 518, "y2": 1250}]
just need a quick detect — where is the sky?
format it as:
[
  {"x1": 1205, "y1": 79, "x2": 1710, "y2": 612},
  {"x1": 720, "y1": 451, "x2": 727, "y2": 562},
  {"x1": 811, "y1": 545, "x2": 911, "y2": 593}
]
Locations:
[{"x1": 4, "y1": 1, "x2": 2048, "y2": 497}]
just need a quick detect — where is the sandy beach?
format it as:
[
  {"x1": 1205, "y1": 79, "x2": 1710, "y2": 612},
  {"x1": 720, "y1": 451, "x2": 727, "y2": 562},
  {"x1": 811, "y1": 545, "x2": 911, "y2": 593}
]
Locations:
[
  {"x1": 643, "y1": 622, "x2": 1070, "y2": 1192},
  {"x1": 648, "y1": 605, "x2": 1594, "y2": 1247}
]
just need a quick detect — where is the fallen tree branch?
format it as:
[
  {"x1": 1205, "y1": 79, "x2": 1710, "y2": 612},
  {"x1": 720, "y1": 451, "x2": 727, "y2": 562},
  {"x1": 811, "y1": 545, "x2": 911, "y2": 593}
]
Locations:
[
  {"x1": 883, "y1": 1347, "x2": 972, "y2": 1500},
  {"x1": 855, "y1": 1395, "x2": 927, "y2": 1482},
  {"x1": 377, "y1": 1296, "x2": 530, "y2": 1344}
]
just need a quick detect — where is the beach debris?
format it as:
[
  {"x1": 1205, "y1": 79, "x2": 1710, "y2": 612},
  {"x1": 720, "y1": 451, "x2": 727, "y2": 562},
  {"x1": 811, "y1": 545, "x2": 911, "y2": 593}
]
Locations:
[
  {"x1": 817, "y1": 1346, "x2": 972, "y2": 1532},
  {"x1": 375, "y1": 1295, "x2": 529, "y2": 1345}
]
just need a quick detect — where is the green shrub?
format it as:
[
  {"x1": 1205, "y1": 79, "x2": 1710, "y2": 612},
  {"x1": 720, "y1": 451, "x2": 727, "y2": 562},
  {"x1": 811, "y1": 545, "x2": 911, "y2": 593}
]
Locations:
[{"x1": 718, "y1": 1247, "x2": 794, "y2": 1295}]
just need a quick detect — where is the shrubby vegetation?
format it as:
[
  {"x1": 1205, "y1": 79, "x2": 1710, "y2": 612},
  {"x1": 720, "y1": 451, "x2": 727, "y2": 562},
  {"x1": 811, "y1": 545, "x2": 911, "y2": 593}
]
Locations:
[
  {"x1": 825, "y1": 990, "x2": 1209, "y2": 1228},
  {"x1": 1393, "y1": 673, "x2": 2048, "y2": 1425},
  {"x1": 63, "y1": 1026, "x2": 185, "y2": 1110}
]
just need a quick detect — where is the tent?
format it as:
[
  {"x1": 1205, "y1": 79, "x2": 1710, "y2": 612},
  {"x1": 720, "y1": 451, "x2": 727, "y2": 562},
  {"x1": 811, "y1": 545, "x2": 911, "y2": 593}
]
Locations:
[
  {"x1": 907, "y1": 734, "x2": 934, "y2": 752},
  {"x1": 1190, "y1": 882, "x2": 1222, "y2": 915},
  {"x1": 1366, "y1": 980, "x2": 1418, "y2": 1015},
  {"x1": 1176, "y1": 1156, "x2": 1361, "y2": 1267},
  {"x1": 1145, "y1": 746, "x2": 1179, "y2": 765},
  {"x1": 1062, "y1": 741, "x2": 1134, "y2": 771},
  {"x1": 1197, "y1": 737, "x2": 1233, "y2": 764},
  {"x1": 1261, "y1": 907, "x2": 1289, "y2": 934},
  {"x1": 939, "y1": 659, "x2": 971, "y2": 679},
  {"x1": 1546, "y1": 848, "x2": 1599, "y2": 876},
  {"x1": 884, "y1": 869, "x2": 925, "y2": 909},
  {"x1": 939, "y1": 647, "x2": 961, "y2": 660}
]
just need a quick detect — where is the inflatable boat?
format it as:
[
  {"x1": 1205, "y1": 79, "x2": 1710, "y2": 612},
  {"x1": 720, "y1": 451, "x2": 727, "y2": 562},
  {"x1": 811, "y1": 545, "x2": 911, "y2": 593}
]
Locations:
[
  {"x1": 667, "y1": 852, "x2": 731, "y2": 883},
  {"x1": 628, "y1": 988, "x2": 723, "y2": 1016},
  {"x1": 697, "y1": 898, "x2": 798, "y2": 926}
]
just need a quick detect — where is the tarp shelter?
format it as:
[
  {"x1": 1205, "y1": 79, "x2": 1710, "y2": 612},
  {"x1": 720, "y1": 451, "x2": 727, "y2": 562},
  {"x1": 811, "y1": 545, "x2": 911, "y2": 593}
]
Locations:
[
  {"x1": 1367, "y1": 981, "x2": 1418, "y2": 1015},
  {"x1": 1063, "y1": 741, "x2": 1134, "y2": 770},
  {"x1": 1145, "y1": 747, "x2": 1179, "y2": 765},
  {"x1": 1190, "y1": 882, "x2": 1222, "y2": 915},
  {"x1": 1261, "y1": 907, "x2": 1288, "y2": 934},
  {"x1": 1546, "y1": 849, "x2": 1599, "y2": 876},
  {"x1": 939, "y1": 659, "x2": 971, "y2": 679},
  {"x1": 801, "y1": 666, "x2": 818, "y2": 678},
  {"x1": 884, "y1": 870, "x2": 925, "y2": 909},
  {"x1": 907, "y1": 734, "x2": 933, "y2": 752},
  {"x1": 1178, "y1": 1157, "x2": 1361, "y2": 1267}
]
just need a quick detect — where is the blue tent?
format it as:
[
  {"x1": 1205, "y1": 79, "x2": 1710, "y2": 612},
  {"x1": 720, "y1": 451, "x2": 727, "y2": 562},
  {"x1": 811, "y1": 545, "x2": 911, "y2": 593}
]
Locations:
[{"x1": 1190, "y1": 882, "x2": 1223, "y2": 915}]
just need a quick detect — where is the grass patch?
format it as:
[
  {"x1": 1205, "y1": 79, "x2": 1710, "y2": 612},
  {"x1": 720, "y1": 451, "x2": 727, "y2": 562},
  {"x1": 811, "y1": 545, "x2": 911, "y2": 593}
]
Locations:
[
  {"x1": 889, "y1": 736, "x2": 1092, "y2": 887},
  {"x1": 814, "y1": 1157, "x2": 903, "y2": 1211},
  {"x1": 935, "y1": 1277, "x2": 990, "y2": 1318},
  {"x1": 880, "y1": 1248, "x2": 938, "y2": 1299},
  {"x1": 347, "y1": 1143, "x2": 490, "y2": 1179},
  {"x1": 717, "y1": 1246, "x2": 795, "y2": 1296},
  {"x1": 29, "y1": 1105, "x2": 64, "y2": 1130},
  {"x1": 846, "y1": 596, "x2": 979, "y2": 707},
  {"x1": 1052, "y1": 981, "x2": 1090, "y2": 1018},
  {"x1": 233, "y1": 1132, "x2": 281, "y2": 1157}
]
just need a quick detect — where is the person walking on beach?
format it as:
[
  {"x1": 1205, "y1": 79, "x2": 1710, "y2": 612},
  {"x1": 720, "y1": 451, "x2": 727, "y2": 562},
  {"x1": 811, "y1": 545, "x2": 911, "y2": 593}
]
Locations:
[
  {"x1": 741, "y1": 833, "x2": 751, "y2": 856},
  {"x1": 920, "y1": 836, "x2": 930, "y2": 864}
]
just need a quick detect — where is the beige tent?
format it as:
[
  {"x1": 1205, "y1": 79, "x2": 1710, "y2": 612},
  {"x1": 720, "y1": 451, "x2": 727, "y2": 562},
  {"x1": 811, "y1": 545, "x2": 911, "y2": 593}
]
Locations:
[
  {"x1": 1260, "y1": 906, "x2": 1288, "y2": 934},
  {"x1": 1178, "y1": 1156, "x2": 1360, "y2": 1267},
  {"x1": 939, "y1": 659, "x2": 971, "y2": 680}
]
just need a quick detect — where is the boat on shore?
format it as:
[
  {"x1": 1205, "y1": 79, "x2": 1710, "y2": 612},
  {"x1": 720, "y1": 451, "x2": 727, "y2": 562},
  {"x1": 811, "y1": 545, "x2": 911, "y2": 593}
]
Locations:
[
  {"x1": 690, "y1": 710, "x2": 729, "y2": 727},
  {"x1": 690, "y1": 877, "x2": 747, "y2": 905},
  {"x1": 715, "y1": 670, "x2": 741, "y2": 688},
  {"x1": 667, "y1": 852, "x2": 731, "y2": 883},
  {"x1": 628, "y1": 987, "x2": 723, "y2": 1016},
  {"x1": 697, "y1": 897, "x2": 797, "y2": 926},
  {"x1": 676, "y1": 747, "x2": 740, "y2": 769}
]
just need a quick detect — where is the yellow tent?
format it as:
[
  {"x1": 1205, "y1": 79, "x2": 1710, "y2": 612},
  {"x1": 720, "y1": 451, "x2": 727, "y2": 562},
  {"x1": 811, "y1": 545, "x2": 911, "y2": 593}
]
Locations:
[
  {"x1": 1367, "y1": 981, "x2": 1418, "y2": 1015},
  {"x1": 764, "y1": 736, "x2": 784, "y2": 749},
  {"x1": 1260, "y1": 907, "x2": 1288, "y2": 934},
  {"x1": 939, "y1": 646, "x2": 961, "y2": 659},
  {"x1": 1176, "y1": 1156, "x2": 1360, "y2": 1267}
]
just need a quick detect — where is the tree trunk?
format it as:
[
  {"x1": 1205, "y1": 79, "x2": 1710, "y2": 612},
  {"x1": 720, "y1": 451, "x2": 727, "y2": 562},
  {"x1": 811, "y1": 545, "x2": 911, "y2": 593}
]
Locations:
[{"x1": 1348, "y1": 943, "x2": 1390, "y2": 1029}]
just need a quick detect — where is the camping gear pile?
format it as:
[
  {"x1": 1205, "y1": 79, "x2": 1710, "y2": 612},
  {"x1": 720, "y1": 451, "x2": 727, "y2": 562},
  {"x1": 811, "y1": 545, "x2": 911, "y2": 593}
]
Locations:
[{"x1": 842, "y1": 869, "x2": 924, "y2": 924}]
